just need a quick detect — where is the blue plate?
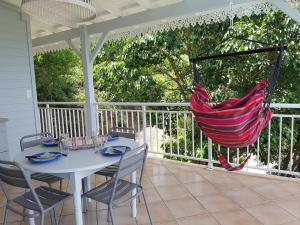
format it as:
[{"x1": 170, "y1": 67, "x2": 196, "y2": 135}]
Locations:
[
  {"x1": 107, "y1": 135, "x2": 119, "y2": 142},
  {"x1": 42, "y1": 139, "x2": 59, "y2": 147},
  {"x1": 101, "y1": 146, "x2": 131, "y2": 156},
  {"x1": 27, "y1": 151, "x2": 62, "y2": 163}
]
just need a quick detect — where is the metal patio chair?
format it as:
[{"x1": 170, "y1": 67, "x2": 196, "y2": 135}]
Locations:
[
  {"x1": 95, "y1": 127, "x2": 136, "y2": 178},
  {"x1": 83, "y1": 144, "x2": 152, "y2": 225},
  {"x1": 0, "y1": 160, "x2": 71, "y2": 225},
  {"x1": 20, "y1": 133, "x2": 64, "y2": 190}
]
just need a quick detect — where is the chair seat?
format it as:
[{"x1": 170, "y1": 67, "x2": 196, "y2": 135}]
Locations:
[
  {"x1": 31, "y1": 173, "x2": 63, "y2": 184},
  {"x1": 95, "y1": 164, "x2": 119, "y2": 177},
  {"x1": 83, "y1": 179, "x2": 138, "y2": 205},
  {"x1": 13, "y1": 186, "x2": 71, "y2": 212}
]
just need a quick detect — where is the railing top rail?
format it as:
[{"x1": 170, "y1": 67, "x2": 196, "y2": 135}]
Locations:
[
  {"x1": 38, "y1": 102, "x2": 85, "y2": 105},
  {"x1": 38, "y1": 102, "x2": 300, "y2": 109},
  {"x1": 95, "y1": 102, "x2": 190, "y2": 107}
]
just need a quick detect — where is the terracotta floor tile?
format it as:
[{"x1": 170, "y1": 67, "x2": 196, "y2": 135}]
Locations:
[
  {"x1": 246, "y1": 203, "x2": 298, "y2": 225},
  {"x1": 143, "y1": 188, "x2": 162, "y2": 203},
  {"x1": 277, "y1": 182, "x2": 300, "y2": 195},
  {"x1": 212, "y1": 208, "x2": 262, "y2": 225},
  {"x1": 141, "y1": 178, "x2": 154, "y2": 189},
  {"x1": 197, "y1": 193, "x2": 240, "y2": 212},
  {"x1": 98, "y1": 207, "x2": 137, "y2": 225},
  {"x1": 273, "y1": 199, "x2": 300, "y2": 219},
  {"x1": 156, "y1": 185, "x2": 190, "y2": 201},
  {"x1": 145, "y1": 165, "x2": 171, "y2": 176},
  {"x1": 225, "y1": 188, "x2": 268, "y2": 207},
  {"x1": 176, "y1": 213, "x2": 219, "y2": 225},
  {"x1": 252, "y1": 184, "x2": 293, "y2": 200},
  {"x1": 184, "y1": 181, "x2": 219, "y2": 197},
  {"x1": 150, "y1": 174, "x2": 179, "y2": 187},
  {"x1": 236, "y1": 175, "x2": 272, "y2": 187},
  {"x1": 139, "y1": 221, "x2": 178, "y2": 225},
  {"x1": 174, "y1": 172, "x2": 205, "y2": 184},
  {"x1": 281, "y1": 221, "x2": 300, "y2": 225},
  {"x1": 136, "y1": 202, "x2": 174, "y2": 224},
  {"x1": 164, "y1": 196, "x2": 206, "y2": 219}
]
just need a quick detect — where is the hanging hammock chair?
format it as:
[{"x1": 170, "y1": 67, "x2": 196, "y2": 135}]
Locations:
[{"x1": 190, "y1": 42, "x2": 286, "y2": 171}]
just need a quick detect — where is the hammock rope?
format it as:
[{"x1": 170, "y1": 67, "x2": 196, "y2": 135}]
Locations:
[{"x1": 190, "y1": 43, "x2": 286, "y2": 171}]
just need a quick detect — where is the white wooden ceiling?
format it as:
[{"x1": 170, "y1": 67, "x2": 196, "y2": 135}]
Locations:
[{"x1": 3, "y1": 0, "x2": 183, "y2": 39}]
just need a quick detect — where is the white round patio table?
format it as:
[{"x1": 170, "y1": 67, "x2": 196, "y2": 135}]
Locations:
[{"x1": 14, "y1": 137, "x2": 139, "y2": 225}]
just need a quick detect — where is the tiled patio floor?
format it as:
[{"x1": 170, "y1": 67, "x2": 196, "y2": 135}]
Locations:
[{"x1": 1, "y1": 157, "x2": 300, "y2": 225}]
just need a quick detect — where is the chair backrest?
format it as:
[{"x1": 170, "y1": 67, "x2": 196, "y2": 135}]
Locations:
[
  {"x1": 115, "y1": 144, "x2": 148, "y2": 182},
  {"x1": 0, "y1": 160, "x2": 43, "y2": 210},
  {"x1": 108, "y1": 127, "x2": 136, "y2": 140},
  {"x1": 20, "y1": 132, "x2": 53, "y2": 151}
]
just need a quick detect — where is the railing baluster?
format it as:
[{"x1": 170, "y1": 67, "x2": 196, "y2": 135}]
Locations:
[
  {"x1": 290, "y1": 117, "x2": 294, "y2": 171},
  {"x1": 121, "y1": 111, "x2": 124, "y2": 128},
  {"x1": 176, "y1": 113, "x2": 179, "y2": 156},
  {"x1": 77, "y1": 110, "x2": 81, "y2": 137},
  {"x1": 126, "y1": 111, "x2": 129, "y2": 128},
  {"x1": 53, "y1": 108, "x2": 58, "y2": 138},
  {"x1": 257, "y1": 137, "x2": 260, "y2": 168},
  {"x1": 81, "y1": 109, "x2": 85, "y2": 136},
  {"x1": 57, "y1": 109, "x2": 61, "y2": 137},
  {"x1": 131, "y1": 111, "x2": 134, "y2": 129},
  {"x1": 267, "y1": 120, "x2": 271, "y2": 172},
  {"x1": 115, "y1": 111, "x2": 118, "y2": 127},
  {"x1": 149, "y1": 112, "x2": 152, "y2": 151},
  {"x1": 156, "y1": 112, "x2": 159, "y2": 153},
  {"x1": 105, "y1": 110, "x2": 108, "y2": 134},
  {"x1": 73, "y1": 109, "x2": 77, "y2": 137},
  {"x1": 137, "y1": 111, "x2": 140, "y2": 133},
  {"x1": 184, "y1": 112, "x2": 187, "y2": 156},
  {"x1": 169, "y1": 112, "x2": 172, "y2": 155},
  {"x1": 278, "y1": 117, "x2": 283, "y2": 172},
  {"x1": 192, "y1": 114, "x2": 195, "y2": 158},
  {"x1": 162, "y1": 113, "x2": 165, "y2": 151},
  {"x1": 110, "y1": 111, "x2": 113, "y2": 129}
]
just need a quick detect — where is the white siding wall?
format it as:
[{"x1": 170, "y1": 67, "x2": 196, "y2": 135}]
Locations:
[{"x1": 0, "y1": 3, "x2": 40, "y2": 160}]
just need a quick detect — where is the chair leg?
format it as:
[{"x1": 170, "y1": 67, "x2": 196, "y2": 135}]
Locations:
[
  {"x1": 59, "y1": 180, "x2": 63, "y2": 191},
  {"x1": 52, "y1": 209, "x2": 58, "y2": 225},
  {"x1": 40, "y1": 214, "x2": 45, "y2": 225},
  {"x1": 107, "y1": 206, "x2": 111, "y2": 222},
  {"x1": 142, "y1": 191, "x2": 153, "y2": 225},
  {"x1": 2, "y1": 206, "x2": 8, "y2": 225},
  {"x1": 49, "y1": 211, "x2": 54, "y2": 225},
  {"x1": 109, "y1": 205, "x2": 115, "y2": 225}
]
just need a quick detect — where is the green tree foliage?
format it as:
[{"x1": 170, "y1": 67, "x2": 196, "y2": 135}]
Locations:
[{"x1": 34, "y1": 49, "x2": 83, "y2": 102}]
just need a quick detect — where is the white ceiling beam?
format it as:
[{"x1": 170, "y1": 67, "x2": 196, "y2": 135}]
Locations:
[
  {"x1": 269, "y1": 0, "x2": 300, "y2": 23},
  {"x1": 32, "y1": 0, "x2": 252, "y2": 47}
]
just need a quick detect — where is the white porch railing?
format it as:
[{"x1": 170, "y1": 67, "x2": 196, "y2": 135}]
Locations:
[{"x1": 38, "y1": 102, "x2": 300, "y2": 177}]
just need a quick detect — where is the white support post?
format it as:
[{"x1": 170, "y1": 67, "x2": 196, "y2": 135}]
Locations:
[
  {"x1": 269, "y1": 0, "x2": 300, "y2": 23},
  {"x1": 80, "y1": 25, "x2": 97, "y2": 136},
  {"x1": 142, "y1": 105, "x2": 147, "y2": 144},
  {"x1": 208, "y1": 138, "x2": 213, "y2": 170}
]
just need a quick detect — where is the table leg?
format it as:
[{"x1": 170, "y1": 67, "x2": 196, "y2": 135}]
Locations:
[
  {"x1": 131, "y1": 171, "x2": 137, "y2": 218},
  {"x1": 70, "y1": 173, "x2": 84, "y2": 225},
  {"x1": 28, "y1": 210, "x2": 35, "y2": 225},
  {"x1": 83, "y1": 176, "x2": 92, "y2": 203}
]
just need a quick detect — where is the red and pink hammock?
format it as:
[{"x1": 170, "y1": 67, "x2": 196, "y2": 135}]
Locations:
[{"x1": 190, "y1": 45, "x2": 285, "y2": 171}]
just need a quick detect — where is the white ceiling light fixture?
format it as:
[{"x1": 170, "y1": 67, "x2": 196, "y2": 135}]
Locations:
[{"x1": 21, "y1": 0, "x2": 97, "y2": 25}]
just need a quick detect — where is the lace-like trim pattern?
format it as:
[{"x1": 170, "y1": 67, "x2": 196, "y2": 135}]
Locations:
[{"x1": 33, "y1": 1, "x2": 279, "y2": 54}]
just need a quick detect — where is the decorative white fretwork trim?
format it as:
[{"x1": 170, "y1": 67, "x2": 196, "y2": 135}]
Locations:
[
  {"x1": 33, "y1": 0, "x2": 280, "y2": 55},
  {"x1": 106, "y1": 1, "x2": 276, "y2": 42}
]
